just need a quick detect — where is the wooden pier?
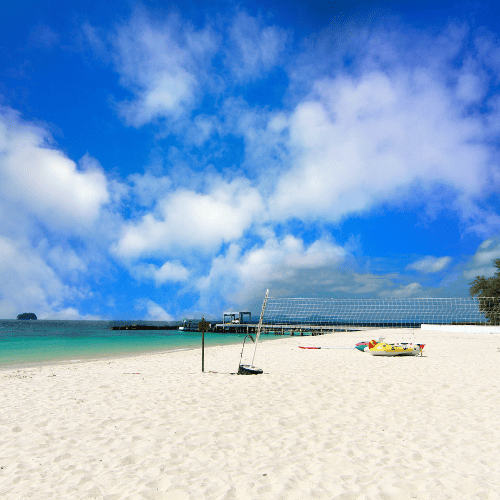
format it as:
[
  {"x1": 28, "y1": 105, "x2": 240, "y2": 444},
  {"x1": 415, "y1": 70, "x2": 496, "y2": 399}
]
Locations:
[
  {"x1": 109, "y1": 322, "x2": 371, "y2": 334},
  {"x1": 212, "y1": 323, "x2": 365, "y2": 335},
  {"x1": 110, "y1": 324, "x2": 177, "y2": 331}
]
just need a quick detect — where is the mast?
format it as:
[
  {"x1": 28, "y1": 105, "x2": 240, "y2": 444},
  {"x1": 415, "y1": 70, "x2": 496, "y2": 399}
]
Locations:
[{"x1": 250, "y1": 289, "x2": 269, "y2": 367}]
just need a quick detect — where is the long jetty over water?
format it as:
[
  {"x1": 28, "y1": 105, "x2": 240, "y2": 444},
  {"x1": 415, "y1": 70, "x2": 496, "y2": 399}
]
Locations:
[
  {"x1": 110, "y1": 324, "x2": 177, "y2": 331},
  {"x1": 109, "y1": 322, "x2": 364, "y2": 334},
  {"x1": 212, "y1": 323, "x2": 366, "y2": 335}
]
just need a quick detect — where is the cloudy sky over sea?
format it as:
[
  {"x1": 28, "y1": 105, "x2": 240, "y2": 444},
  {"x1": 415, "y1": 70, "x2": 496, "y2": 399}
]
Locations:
[{"x1": 1, "y1": 0, "x2": 500, "y2": 320}]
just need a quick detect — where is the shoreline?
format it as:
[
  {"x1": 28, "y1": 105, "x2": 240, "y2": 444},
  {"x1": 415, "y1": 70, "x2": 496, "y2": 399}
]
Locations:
[
  {"x1": 0, "y1": 346, "x2": 198, "y2": 372},
  {"x1": 2, "y1": 329, "x2": 499, "y2": 499},
  {"x1": 2, "y1": 327, "x2": 498, "y2": 372},
  {"x1": 0, "y1": 331, "x2": 279, "y2": 372}
]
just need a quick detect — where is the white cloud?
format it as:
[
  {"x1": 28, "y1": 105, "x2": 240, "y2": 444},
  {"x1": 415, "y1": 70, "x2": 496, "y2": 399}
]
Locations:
[
  {"x1": 379, "y1": 282, "x2": 423, "y2": 298},
  {"x1": 463, "y1": 238, "x2": 500, "y2": 279},
  {"x1": 344, "y1": 273, "x2": 397, "y2": 296},
  {"x1": 407, "y1": 256, "x2": 452, "y2": 273},
  {"x1": 233, "y1": 235, "x2": 347, "y2": 283},
  {"x1": 195, "y1": 234, "x2": 349, "y2": 312},
  {"x1": 192, "y1": 233, "x2": 446, "y2": 314},
  {"x1": 85, "y1": 9, "x2": 289, "y2": 130},
  {"x1": 109, "y1": 10, "x2": 217, "y2": 126},
  {"x1": 226, "y1": 12, "x2": 289, "y2": 82},
  {"x1": 154, "y1": 261, "x2": 189, "y2": 283},
  {"x1": 219, "y1": 99, "x2": 291, "y2": 181},
  {"x1": 127, "y1": 171, "x2": 172, "y2": 208},
  {"x1": 183, "y1": 114, "x2": 217, "y2": 147},
  {"x1": 0, "y1": 235, "x2": 76, "y2": 318},
  {"x1": 0, "y1": 107, "x2": 109, "y2": 231},
  {"x1": 456, "y1": 67, "x2": 486, "y2": 103},
  {"x1": 0, "y1": 108, "x2": 120, "y2": 320},
  {"x1": 464, "y1": 210, "x2": 500, "y2": 237},
  {"x1": 135, "y1": 299, "x2": 174, "y2": 321},
  {"x1": 113, "y1": 178, "x2": 264, "y2": 258},
  {"x1": 269, "y1": 65, "x2": 495, "y2": 222},
  {"x1": 46, "y1": 244, "x2": 87, "y2": 277},
  {"x1": 5, "y1": 12, "x2": 500, "y2": 321},
  {"x1": 132, "y1": 260, "x2": 189, "y2": 286}
]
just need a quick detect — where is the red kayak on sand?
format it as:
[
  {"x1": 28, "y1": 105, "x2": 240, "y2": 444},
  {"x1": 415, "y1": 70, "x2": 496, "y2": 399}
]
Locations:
[{"x1": 299, "y1": 346, "x2": 355, "y2": 349}]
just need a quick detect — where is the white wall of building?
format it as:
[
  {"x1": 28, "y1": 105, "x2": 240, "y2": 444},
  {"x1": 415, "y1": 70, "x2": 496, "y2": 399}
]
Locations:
[{"x1": 420, "y1": 324, "x2": 500, "y2": 334}]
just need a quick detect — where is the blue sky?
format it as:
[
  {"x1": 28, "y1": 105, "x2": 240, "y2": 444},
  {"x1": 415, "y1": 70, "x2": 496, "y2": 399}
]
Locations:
[{"x1": 1, "y1": 0, "x2": 500, "y2": 320}]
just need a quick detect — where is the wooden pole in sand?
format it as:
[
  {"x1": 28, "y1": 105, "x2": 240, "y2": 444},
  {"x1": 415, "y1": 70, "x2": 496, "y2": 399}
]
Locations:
[{"x1": 198, "y1": 318, "x2": 210, "y2": 372}]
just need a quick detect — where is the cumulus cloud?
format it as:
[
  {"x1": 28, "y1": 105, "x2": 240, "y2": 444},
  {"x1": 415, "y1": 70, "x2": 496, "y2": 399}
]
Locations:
[
  {"x1": 407, "y1": 256, "x2": 452, "y2": 273},
  {"x1": 84, "y1": 8, "x2": 291, "y2": 134},
  {"x1": 109, "y1": 10, "x2": 217, "y2": 126},
  {"x1": 6, "y1": 10, "x2": 500, "y2": 320},
  {"x1": 219, "y1": 99, "x2": 291, "y2": 180},
  {"x1": 103, "y1": 17, "x2": 500, "y2": 317},
  {"x1": 194, "y1": 234, "x2": 349, "y2": 312},
  {"x1": 0, "y1": 107, "x2": 109, "y2": 231},
  {"x1": 84, "y1": 13, "x2": 500, "y2": 244},
  {"x1": 45, "y1": 244, "x2": 87, "y2": 278},
  {"x1": 379, "y1": 282, "x2": 423, "y2": 298},
  {"x1": 270, "y1": 64, "x2": 496, "y2": 223},
  {"x1": 113, "y1": 178, "x2": 263, "y2": 258},
  {"x1": 127, "y1": 171, "x2": 173, "y2": 208},
  {"x1": 463, "y1": 238, "x2": 500, "y2": 279},
  {"x1": 135, "y1": 299, "x2": 174, "y2": 321},
  {"x1": 455, "y1": 57, "x2": 487, "y2": 103},
  {"x1": 131, "y1": 260, "x2": 189, "y2": 286},
  {"x1": 0, "y1": 235, "x2": 76, "y2": 318},
  {"x1": 192, "y1": 233, "x2": 444, "y2": 313},
  {"x1": 0, "y1": 108, "x2": 116, "y2": 318}
]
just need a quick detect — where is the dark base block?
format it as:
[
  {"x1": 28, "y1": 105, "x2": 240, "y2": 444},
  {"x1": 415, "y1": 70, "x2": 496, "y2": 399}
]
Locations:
[{"x1": 237, "y1": 364, "x2": 263, "y2": 375}]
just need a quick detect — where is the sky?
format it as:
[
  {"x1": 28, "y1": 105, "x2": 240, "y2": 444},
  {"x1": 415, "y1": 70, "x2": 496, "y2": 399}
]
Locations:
[{"x1": 1, "y1": 0, "x2": 500, "y2": 320}]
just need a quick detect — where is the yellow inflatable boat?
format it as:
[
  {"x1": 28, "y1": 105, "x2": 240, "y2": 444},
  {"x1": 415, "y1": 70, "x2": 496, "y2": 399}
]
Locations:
[{"x1": 368, "y1": 342, "x2": 422, "y2": 356}]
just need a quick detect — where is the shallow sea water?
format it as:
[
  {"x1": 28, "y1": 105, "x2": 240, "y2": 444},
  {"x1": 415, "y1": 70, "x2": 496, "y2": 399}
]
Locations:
[{"x1": 0, "y1": 320, "x2": 262, "y2": 367}]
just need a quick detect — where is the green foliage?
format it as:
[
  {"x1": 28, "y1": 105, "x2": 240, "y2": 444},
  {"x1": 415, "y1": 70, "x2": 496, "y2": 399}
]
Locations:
[
  {"x1": 469, "y1": 258, "x2": 500, "y2": 325},
  {"x1": 17, "y1": 312, "x2": 37, "y2": 320}
]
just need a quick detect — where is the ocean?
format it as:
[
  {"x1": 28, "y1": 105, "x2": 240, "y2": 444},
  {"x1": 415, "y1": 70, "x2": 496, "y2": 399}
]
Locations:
[{"x1": 0, "y1": 320, "x2": 265, "y2": 368}]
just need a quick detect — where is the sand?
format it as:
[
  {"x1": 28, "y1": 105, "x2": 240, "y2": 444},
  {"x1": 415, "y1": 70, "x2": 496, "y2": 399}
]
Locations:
[{"x1": 1, "y1": 329, "x2": 500, "y2": 500}]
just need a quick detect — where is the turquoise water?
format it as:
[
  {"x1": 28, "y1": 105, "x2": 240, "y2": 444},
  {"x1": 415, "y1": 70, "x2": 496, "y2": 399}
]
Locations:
[{"x1": 0, "y1": 320, "x2": 262, "y2": 368}]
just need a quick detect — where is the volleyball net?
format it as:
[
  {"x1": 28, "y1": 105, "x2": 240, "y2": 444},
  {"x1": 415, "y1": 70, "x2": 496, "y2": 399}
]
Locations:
[{"x1": 262, "y1": 297, "x2": 500, "y2": 327}]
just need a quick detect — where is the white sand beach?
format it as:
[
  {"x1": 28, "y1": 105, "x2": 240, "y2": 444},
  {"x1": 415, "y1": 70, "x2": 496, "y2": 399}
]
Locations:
[{"x1": 1, "y1": 329, "x2": 500, "y2": 500}]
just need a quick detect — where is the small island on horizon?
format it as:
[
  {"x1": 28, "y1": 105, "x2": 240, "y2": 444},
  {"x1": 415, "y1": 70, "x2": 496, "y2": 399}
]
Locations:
[{"x1": 17, "y1": 313, "x2": 37, "y2": 320}]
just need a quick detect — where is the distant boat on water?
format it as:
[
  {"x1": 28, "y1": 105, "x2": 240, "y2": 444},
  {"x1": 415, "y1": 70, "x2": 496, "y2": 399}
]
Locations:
[{"x1": 17, "y1": 313, "x2": 37, "y2": 320}]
